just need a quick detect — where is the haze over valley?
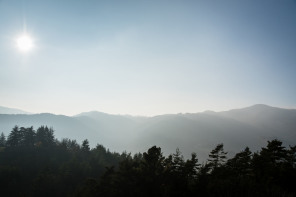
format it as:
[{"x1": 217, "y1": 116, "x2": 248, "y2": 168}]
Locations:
[{"x1": 1, "y1": 104, "x2": 295, "y2": 161}]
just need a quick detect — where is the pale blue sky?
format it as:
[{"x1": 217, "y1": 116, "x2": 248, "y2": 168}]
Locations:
[{"x1": 0, "y1": 0, "x2": 296, "y2": 116}]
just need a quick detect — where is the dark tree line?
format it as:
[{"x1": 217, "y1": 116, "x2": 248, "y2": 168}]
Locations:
[
  {"x1": 0, "y1": 126, "x2": 296, "y2": 197},
  {"x1": 0, "y1": 126, "x2": 123, "y2": 197}
]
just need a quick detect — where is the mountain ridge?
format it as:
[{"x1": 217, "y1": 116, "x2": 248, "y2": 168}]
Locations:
[
  {"x1": 0, "y1": 104, "x2": 295, "y2": 161},
  {"x1": 0, "y1": 106, "x2": 31, "y2": 115},
  {"x1": 0, "y1": 104, "x2": 291, "y2": 117}
]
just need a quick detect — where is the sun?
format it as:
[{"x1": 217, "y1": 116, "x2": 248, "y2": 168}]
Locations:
[{"x1": 16, "y1": 34, "x2": 34, "y2": 52}]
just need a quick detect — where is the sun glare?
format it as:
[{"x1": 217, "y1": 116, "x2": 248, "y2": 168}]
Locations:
[{"x1": 16, "y1": 34, "x2": 34, "y2": 52}]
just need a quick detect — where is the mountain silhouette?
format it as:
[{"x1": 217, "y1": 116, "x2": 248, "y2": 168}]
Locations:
[
  {"x1": 0, "y1": 104, "x2": 295, "y2": 161},
  {"x1": 0, "y1": 106, "x2": 31, "y2": 114}
]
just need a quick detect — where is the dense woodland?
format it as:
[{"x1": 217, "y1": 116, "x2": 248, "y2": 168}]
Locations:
[{"x1": 0, "y1": 126, "x2": 296, "y2": 197}]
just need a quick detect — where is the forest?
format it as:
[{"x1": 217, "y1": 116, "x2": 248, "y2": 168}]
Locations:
[{"x1": 0, "y1": 126, "x2": 296, "y2": 197}]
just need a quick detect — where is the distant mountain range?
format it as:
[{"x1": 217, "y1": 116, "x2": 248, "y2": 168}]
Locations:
[
  {"x1": 0, "y1": 106, "x2": 30, "y2": 114},
  {"x1": 0, "y1": 104, "x2": 295, "y2": 161}
]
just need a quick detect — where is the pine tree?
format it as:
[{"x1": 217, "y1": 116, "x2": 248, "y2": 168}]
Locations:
[
  {"x1": 36, "y1": 126, "x2": 55, "y2": 147},
  {"x1": 184, "y1": 153, "x2": 200, "y2": 179},
  {"x1": 261, "y1": 139, "x2": 287, "y2": 165},
  {"x1": 143, "y1": 146, "x2": 164, "y2": 173},
  {"x1": 82, "y1": 139, "x2": 90, "y2": 152},
  {"x1": 6, "y1": 126, "x2": 22, "y2": 147},
  {"x1": 142, "y1": 146, "x2": 165, "y2": 196},
  {"x1": 208, "y1": 143, "x2": 227, "y2": 169},
  {"x1": 287, "y1": 145, "x2": 296, "y2": 168},
  {"x1": 172, "y1": 148, "x2": 185, "y2": 174},
  {"x1": 22, "y1": 127, "x2": 36, "y2": 147},
  {"x1": 0, "y1": 132, "x2": 6, "y2": 147}
]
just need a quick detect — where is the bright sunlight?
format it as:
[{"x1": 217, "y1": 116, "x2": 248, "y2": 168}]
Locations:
[{"x1": 16, "y1": 34, "x2": 34, "y2": 52}]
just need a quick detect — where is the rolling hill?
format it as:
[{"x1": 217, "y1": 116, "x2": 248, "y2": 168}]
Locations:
[
  {"x1": 0, "y1": 104, "x2": 295, "y2": 161},
  {"x1": 0, "y1": 106, "x2": 30, "y2": 114}
]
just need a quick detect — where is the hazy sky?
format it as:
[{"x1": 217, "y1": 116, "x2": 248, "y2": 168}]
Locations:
[{"x1": 0, "y1": 0, "x2": 296, "y2": 116}]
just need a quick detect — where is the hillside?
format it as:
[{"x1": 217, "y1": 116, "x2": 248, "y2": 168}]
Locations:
[
  {"x1": 0, "y1": 106, "x2": 30, "y2": 114},
  {"x1": 0, "y1": 105, "x2": 295, "y2": 160}
]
